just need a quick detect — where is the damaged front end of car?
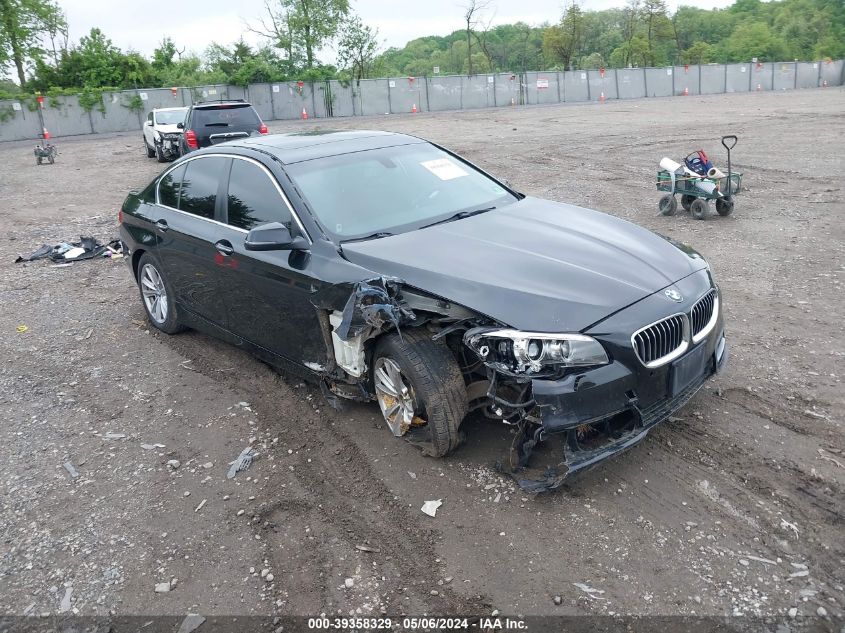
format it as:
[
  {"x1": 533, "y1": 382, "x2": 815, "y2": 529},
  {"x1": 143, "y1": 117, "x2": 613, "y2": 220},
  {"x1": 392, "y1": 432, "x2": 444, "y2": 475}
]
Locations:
[{"x1": 308, "y1": 272, "x2": 727, "y2": 494}]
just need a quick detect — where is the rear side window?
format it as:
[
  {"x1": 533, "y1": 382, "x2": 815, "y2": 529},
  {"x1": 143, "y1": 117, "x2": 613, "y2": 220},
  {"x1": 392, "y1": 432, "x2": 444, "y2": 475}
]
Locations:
[
  {"x1": 226, "y1": 160, "x2": 292, "y2": 230},
  {"x1": 158, "y1": 164, "x2": 185, "y2": 208},
  {"x1": 193, "y1": 105, "x2": 259, "y2": 128},
  {"x1": 179, "y1": 157, "x2": 227, "y2": 219}
]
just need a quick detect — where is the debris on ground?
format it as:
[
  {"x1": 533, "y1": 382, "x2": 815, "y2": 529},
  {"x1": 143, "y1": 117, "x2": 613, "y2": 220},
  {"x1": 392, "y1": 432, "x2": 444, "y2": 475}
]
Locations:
[
  {"x1": 62, "y1": 461, "x2": 79, "y2": 479},
  {"x1": 421, "y1": 499, "x2": 442, "y2": 517},
  {"x1": 59, "y1": 587, "x2": 73, "y2": 612},
  {"x1": 14, "y1": 236, "x2": 122, "y2": 263},
  {"x1": 154, "y1": 580, "x2": 174, "y2": 593},
  {"x1": 355, "y1": 544, "x2": 380, "y2": 553},
  {"x1": 176, "y1": 615, "x2": 206, "y2": 633},
  {"x1": 227, "y1": 446, "x2": 257, "y2": 479},
  {"x1": 572, "y1": 582, "x2": 606, "y2": 599},
  {"x1": 104, "y1": 432, "x2": 126, "y2": 440},
  {"x1": 141, "y1": 443, "x2": 166, "y2": 450},
  {"x1": 194, "y1": 499, "x2": 207, "y2": 513}
]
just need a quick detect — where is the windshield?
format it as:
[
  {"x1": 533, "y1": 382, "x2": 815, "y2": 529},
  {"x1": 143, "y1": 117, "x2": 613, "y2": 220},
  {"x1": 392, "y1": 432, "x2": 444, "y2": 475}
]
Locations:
[
  {"x1": 285, "y1": 143, "x2": 517, "y2": 241},
  {"x1": 194, "y1": 105, "x2": 260, "y2": 128},
  {"x1": 154, "y1": 109, "x2": 186, "y2": 125}
]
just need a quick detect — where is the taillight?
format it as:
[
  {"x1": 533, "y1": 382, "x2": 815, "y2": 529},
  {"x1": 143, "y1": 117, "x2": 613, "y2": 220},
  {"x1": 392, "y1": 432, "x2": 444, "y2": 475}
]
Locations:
[
  {"x1": 259, "y1": 123, "x2": 268, "y2": 135},
  {"x1": 118, "y1": 209, "x2": 124, "y2": 224},
  {"x1": 185, "y1": 129, "x2": 198, "y2": 149}
]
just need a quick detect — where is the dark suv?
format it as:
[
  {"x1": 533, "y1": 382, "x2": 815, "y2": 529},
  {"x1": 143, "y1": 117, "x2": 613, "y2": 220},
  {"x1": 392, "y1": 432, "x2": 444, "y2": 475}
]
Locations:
[{"x1": 178, "y1": 100, "x2": 268, "y2": 154}]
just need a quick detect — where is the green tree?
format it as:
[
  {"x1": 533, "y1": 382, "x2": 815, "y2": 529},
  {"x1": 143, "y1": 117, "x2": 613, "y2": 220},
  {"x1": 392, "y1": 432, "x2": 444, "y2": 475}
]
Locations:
[
  {"x1": 0, "y1": 0, "x2": 65, "y2": 85},
  {"x1": 337, "y1": 15, "x2": 380, "y2": 82},
  {"x1": 543, "y1": 4, "x2": 585, "y2": 70},
  {"x1": 254, "y1": 0, "x2": 349, "y2": 69}
]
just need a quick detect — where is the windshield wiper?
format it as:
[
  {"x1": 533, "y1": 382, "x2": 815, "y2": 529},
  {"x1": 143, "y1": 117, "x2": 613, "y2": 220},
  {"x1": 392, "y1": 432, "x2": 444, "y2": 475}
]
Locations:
[
  {"x1": 419, "y1": 206, "x2": 496, "y2": 230},
  {"x1": 340, "y1": 231, "x2": 395, "y2": 244}
]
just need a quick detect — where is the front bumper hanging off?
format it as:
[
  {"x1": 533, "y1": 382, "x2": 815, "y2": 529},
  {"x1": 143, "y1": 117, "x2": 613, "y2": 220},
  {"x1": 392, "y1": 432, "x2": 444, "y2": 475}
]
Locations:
[{"x1": 511, "y1": 331, "x2": 728, "y2": 493}]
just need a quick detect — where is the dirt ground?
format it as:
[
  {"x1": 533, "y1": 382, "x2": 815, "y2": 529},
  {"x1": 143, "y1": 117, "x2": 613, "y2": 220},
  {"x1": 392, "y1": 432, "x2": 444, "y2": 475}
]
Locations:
[{"x1": 1, "y1": 89, "x2": 843, "y2": 622}]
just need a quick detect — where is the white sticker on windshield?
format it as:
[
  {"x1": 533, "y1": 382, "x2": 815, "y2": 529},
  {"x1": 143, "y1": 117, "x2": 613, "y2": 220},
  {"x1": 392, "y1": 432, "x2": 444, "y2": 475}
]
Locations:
[{"x1": 421, "y1": 158, "x2": 468, "y2": 181}]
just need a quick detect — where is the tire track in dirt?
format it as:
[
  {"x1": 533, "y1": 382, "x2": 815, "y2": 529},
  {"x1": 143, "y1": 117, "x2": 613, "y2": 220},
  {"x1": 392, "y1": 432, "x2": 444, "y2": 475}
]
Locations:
[{"x1": 163, "y1": 330, "x2": 491, "y2": 616}]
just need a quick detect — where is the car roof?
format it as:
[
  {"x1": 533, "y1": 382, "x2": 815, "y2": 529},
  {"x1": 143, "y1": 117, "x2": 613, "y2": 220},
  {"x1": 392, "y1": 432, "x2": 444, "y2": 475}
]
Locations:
[
  {"x1": 229, "y1": 130, "x2": 426, "y2": 164},
  {"x1": 192, "y1": 100, "x2": 252, "y2": 109}
]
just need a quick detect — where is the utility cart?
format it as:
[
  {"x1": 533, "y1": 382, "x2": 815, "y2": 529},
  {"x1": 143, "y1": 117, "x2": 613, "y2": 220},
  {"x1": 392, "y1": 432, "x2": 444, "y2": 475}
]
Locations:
[{"x1": 656, "y1": 135, "x2": 741, "y2": 220}]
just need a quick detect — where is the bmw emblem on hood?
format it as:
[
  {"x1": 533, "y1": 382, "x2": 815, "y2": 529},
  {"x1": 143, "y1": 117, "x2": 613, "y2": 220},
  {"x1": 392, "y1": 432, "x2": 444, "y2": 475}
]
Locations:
[{"x1": 664, "y1": 288, "x2": 683, "y2": 302}]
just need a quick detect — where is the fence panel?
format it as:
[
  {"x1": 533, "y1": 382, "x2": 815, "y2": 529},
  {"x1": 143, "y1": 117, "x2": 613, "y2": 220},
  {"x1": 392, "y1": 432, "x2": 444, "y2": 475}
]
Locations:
[
  {"x1": 493, "y1": 73, "x2": 520, "y2": 106},
  {"x1": 588, "y1": 69, "x2": 617, "y2": 101},
  {"x1": 357, "y1": 79, "x2": 390, "y2": 116},
  {"x1": 796, "y1": 62, "x2": 819, "y2": 88},
  {"x1": 673, "y1": 65, "x2": 699, "y2": 95},
  {"x1": 725, "y1": 64, "x2": 750, "y2": 92},
  {"x1": 427, "y1": 76, "x2": 462, "y2": 111},
  {"x1": 463, "y1": 75, "x2": 496, "y2": 109},
  {"x1": 328, "y1": 81, "x2": 355, "y2": 117},
  {"x1": 562, "y1": 70, "x2": 590, "y2": 102},
  {"x1": 387, "y1": 77, "x2": 424, "y2": 114},
  {"x1": 248, "y1": 83, "x2": 274, "y2": 121},
  {"x1": 644, "y1": 67, "x2": 673, "y2": 97},
  {"x1": 700, "y1": 64, "x2": 726, "y2": 94},
  {"x1": 617, "y1": 68, "x2": 646, "y2": 99},
  {"x1": 0, "y1": 100, "x2": 42, "y2": 141},
  {"x1": 773, "y1": 62, "x2": 797, "y2": 90},
  {"x1": 750, "y1": 62, "x2": 773, "y2": 91},
  {"x1": 525, "y1": 71, "x2": 560, "y2": 104},
  {"x1": 820, "y1": 59, "x2": 844, "y2": 86}
]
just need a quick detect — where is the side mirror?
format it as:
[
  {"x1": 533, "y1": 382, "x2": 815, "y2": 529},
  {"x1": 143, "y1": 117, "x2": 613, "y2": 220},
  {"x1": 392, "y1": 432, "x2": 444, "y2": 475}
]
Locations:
[
  {"x1": 144, "y1": 120, "x2": 152, "y2": 126},
  {"x1": 244, "y1": 222, "x2": 309, "y2": 252},
  {"x1": 176, "y1": 121, "x2": 184, "y2": 129}
]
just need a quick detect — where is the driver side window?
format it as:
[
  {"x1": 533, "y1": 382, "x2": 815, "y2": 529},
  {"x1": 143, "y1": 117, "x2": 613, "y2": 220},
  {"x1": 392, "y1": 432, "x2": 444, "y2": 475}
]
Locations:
[{"x1": 226, "y1": 159, "x2": 292, "y2": 231}]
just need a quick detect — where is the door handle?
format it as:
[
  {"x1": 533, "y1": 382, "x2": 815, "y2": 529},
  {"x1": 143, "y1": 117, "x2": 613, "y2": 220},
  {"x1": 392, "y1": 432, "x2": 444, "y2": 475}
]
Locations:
[
  {"x1": 154, "y1": 219, "x2": 168, "y2": 232},
  {"x1": 215, "y1": 240, "x2": 234, "y2": 256}
]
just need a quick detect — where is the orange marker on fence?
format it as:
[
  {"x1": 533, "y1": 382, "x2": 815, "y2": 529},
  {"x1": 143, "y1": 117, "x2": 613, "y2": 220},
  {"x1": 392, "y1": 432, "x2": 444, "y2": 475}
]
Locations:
[
  {"x1": 301, "y1": 107, "x2": 308, "y2": 120},
  {"x1": 599, "y1": 92, "x2": 606, "y2": 103},
  {"x1": 683, "y1": 87, "x2": 689, "y2": 96},
  {"x1": 411, "y1": 103, "x2": 417, "y2": 113},
  {"x1": 42, "y1": 128, "x2": 50, "y2": 140}
]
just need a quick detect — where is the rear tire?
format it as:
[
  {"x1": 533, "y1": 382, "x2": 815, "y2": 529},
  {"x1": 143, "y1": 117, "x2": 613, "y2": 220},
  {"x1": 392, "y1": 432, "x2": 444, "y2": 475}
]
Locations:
[
  {"x1": 681, "y1": 194, "x2": 696, "y2": 212},
  {"x1": 690, "y1": 198, "x2": 708, "y2": 220},
  {"x1": 136, "y1": 253, "x2": 185, "y2": 334},
  {"x1": 658, "y1": 194, "x2": 677, "y2": 216},
  {"x1": 372, "y1": 329, "x2": 467, "y2": 457},
  {"x1": 716, "y1": 196, "x2": 734, "y2": 216}
]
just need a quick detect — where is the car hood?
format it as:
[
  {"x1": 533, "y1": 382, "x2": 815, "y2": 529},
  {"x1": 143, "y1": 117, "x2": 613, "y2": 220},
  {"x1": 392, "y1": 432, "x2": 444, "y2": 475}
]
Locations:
[
  {"x1": 154, "y1": 124, "x2": 182, "y2": 134},
  {"x1": 340, "y1": 197, "x2": 708, "y2": 332}
]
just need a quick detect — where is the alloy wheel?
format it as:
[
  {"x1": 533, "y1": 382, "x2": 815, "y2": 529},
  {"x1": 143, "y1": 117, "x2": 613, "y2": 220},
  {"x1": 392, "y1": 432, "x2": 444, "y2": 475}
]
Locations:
[
  {"x1": 140, "y1": 263, "x2": 168, "y2": 324},
  {"x1": 374, "y1": 357, "x2": 416, "y2": 437}
]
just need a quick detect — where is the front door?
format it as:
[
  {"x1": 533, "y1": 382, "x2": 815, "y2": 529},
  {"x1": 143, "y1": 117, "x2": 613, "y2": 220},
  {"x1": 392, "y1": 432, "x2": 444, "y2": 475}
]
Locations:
[{"x1": 214, "y1": 157, "x2": 326, "y2": 366}]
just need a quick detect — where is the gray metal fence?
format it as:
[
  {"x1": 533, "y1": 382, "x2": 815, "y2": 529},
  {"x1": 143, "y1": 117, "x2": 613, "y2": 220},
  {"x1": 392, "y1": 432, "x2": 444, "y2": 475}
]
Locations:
[{"x1": 2, "y1": 58, "x2": 843, "y2": 142}]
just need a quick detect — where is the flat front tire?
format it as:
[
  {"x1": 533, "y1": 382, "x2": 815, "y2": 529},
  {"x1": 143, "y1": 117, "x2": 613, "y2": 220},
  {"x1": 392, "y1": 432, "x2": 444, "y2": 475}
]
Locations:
[
  {"x1": 136, "y1": 253, "x2": 184, "y2": 334},
  {"x1": 373, "y1": 329, "x2": 467, "y2": 457},
  {"x1": 144, "y1": 137, "x2": 155, "y2": 158}
]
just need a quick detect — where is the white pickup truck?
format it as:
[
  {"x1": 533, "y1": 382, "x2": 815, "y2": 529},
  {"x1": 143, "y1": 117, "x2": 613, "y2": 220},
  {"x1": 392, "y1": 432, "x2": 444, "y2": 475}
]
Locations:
[{"x1": 143, "y1": 107, "x2": 187, "y2": 162}]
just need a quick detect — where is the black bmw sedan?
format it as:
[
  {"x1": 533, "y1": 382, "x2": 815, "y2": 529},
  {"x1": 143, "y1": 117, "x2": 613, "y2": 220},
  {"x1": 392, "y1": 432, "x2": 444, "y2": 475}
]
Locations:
[{"x1": 119, "y1": 130, "x2": 727, "y2": 491}]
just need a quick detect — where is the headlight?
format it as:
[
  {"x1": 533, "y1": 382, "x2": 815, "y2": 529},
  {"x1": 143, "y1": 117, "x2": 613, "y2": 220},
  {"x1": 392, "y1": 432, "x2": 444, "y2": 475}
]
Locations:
[{"x1": 465, "y1": 329, "x2": 609, "y2": 374}]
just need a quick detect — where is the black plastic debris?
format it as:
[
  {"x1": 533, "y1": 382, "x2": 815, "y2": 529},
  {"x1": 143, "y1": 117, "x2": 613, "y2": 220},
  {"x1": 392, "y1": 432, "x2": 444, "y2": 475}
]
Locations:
[{"x1": 15, "y1": 236, "x2": 122, "y2": 263}]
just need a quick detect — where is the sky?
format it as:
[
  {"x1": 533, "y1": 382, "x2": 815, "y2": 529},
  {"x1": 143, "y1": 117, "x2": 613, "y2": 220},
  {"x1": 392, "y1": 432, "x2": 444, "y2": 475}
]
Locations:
[{"x1": 58, "y1": 0, "x2": 736, "y2": 59}]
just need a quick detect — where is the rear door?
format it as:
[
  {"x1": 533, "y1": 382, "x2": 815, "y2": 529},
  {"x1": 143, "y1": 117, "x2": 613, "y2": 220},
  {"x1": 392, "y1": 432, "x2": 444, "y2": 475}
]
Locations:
[
  {"x1": 193, "y1": 105, "x2": 261, "y2": 148},
  {"x1": 213, "y1": 156, "x2": 326, "y2": 365},
  {"x1": 154, "y1": 155, "x2": 231, "y2": 327}
]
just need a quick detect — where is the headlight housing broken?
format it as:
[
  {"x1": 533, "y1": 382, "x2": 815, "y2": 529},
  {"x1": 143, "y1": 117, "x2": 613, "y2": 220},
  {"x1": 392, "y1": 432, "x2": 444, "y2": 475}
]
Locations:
[{"x1": 464, "y1": 329, "x2": 609, "y2": 374}]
